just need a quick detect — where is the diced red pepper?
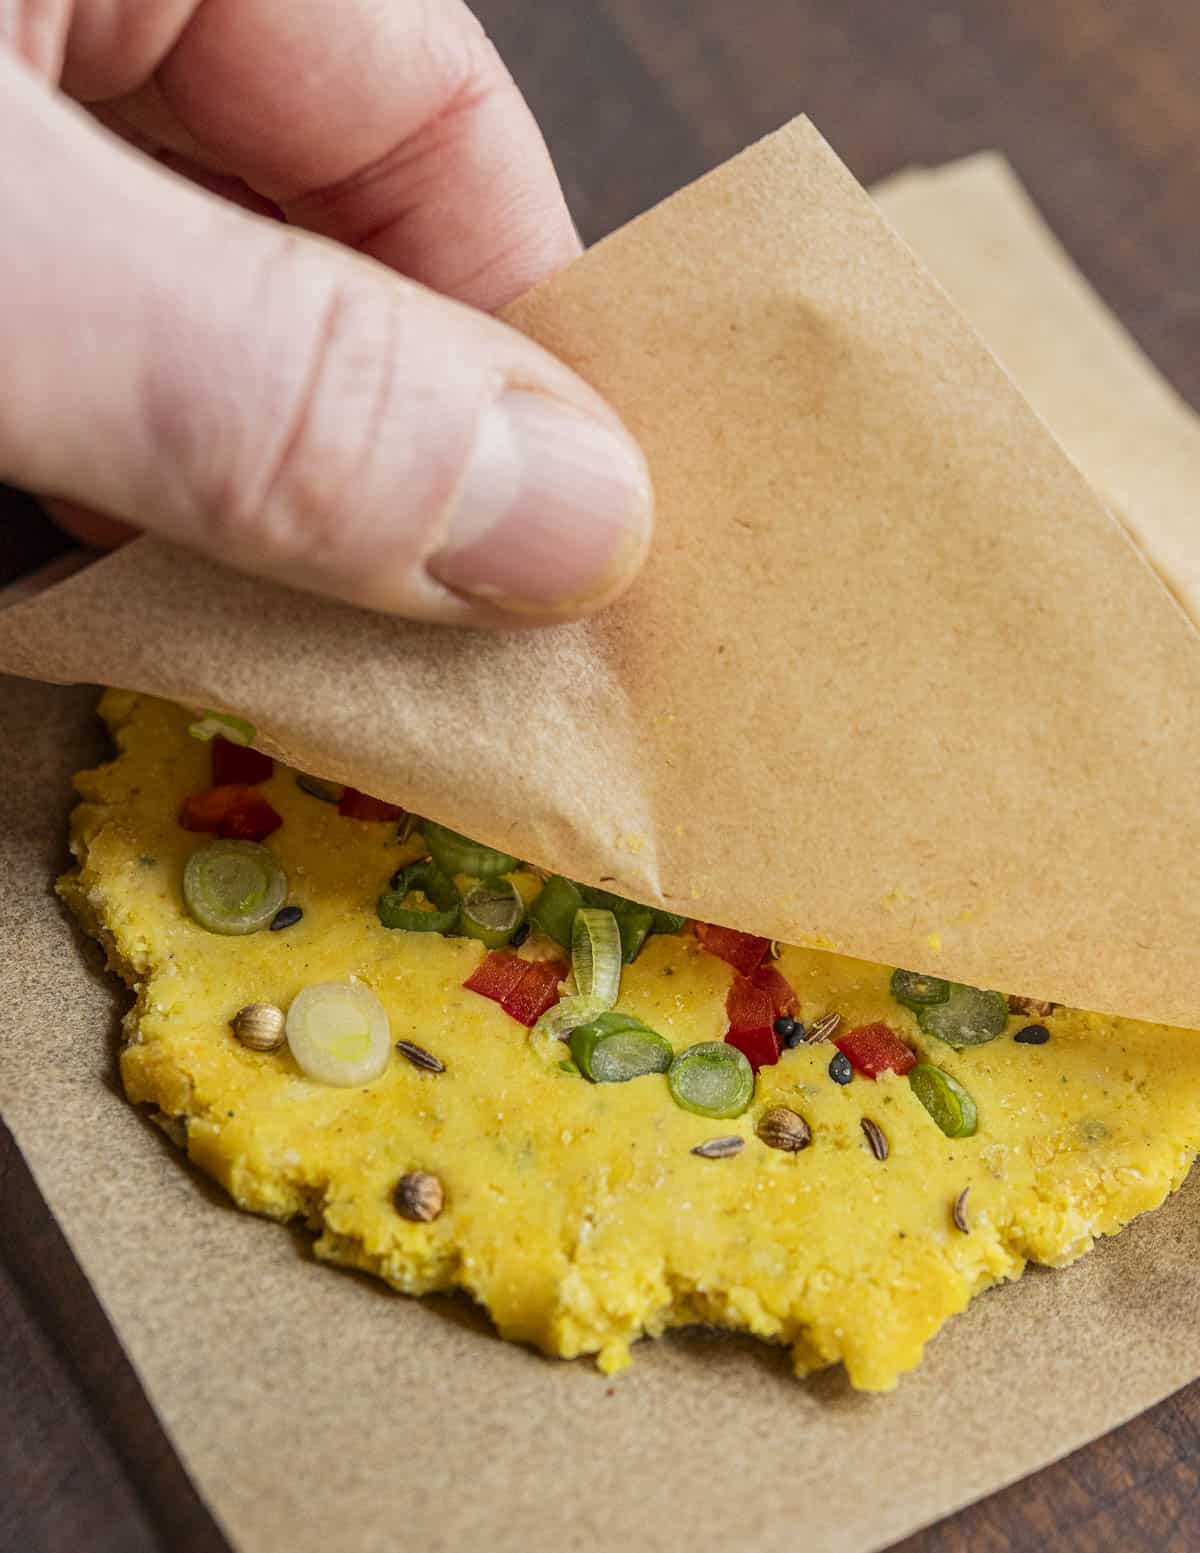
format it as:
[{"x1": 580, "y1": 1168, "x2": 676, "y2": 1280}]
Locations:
[
  {"x1": 724, "y1": 1024, "x2": 780, "y2": 1073},
  {"x1": 834, "y1": 1023, "x2": 917, "y2": 1079},
  {"x1": 216, "y1": 793, "x2": 283, "y2": 842},
  {"x1": 501, "y1": 960, "x2": 564, "y2": 1027},
  {"x1": 180, "y1": 783, "x2": 282, "y2": 842},
  {"x1": 338, "y1": 787, "x2": 407, "y2": 822},
  {"x1": 179, "y1": 784, "x2": 255, "y2": 832},
  {"x1": 463, "y1": 951, "x2": 529, "y2": 1004},
  {"x1": 463, "y1": 952, "x2": 565, "y2": 1027},
  {"x1": 211, "y1": 735, "x2": 274, "y2": 787},
  {"x1": 749, "y1": 962, "x2": 799, "y2": 1020},
  {"x1": 694, "y1": 922, "x2": 771, "y2": 977},
  {"x1": 726, "y1": 974, "x2": 775, "y2": 1032}
]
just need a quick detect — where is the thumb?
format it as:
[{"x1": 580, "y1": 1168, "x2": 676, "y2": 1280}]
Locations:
[{"x1": 1, "y1": 59, "x2": 653, "y2": 624}]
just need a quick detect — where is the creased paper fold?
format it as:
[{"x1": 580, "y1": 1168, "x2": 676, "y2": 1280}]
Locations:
[{"x1": 4, "y1": 118, "x2": 1200, "y2": 1027}]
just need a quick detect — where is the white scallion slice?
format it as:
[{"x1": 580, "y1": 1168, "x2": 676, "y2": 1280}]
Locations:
[
  {"x1": 182, "y1": 841, "x2": 287, "y2": 935},
  {"x1": 285, "y1": 980, "x2": 391, "y2": 1087},
  {"x1": 571, "y1": 908, "x2": 622, "y2": 1009},
  {"x1": 528, "y1": 993, "x2": 609, "y2": 1064},
  {"x1": 188, "y1": 710, "x2": 256, "y2": 745}
]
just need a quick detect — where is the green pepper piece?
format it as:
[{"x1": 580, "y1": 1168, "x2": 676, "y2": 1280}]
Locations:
[
  {"x1": 667, "y1": 1042, "x2": 755, "y2": 1119},
  {"x1": 423, "y1": 821, "x2": 518, "y2": 879},
  {"x1": 908, "y1": 1063, "x2": 978, "y2": 1137},
  {"x1": 569, "y1": 1013, "x2": 673, "y2": 1083},
  {"x1": 528, "y1": 875, "x2": 584, "y2": 948},
  {"x1": 917, "y1": 984, "x2": 1008, "y2": 1048},
  {"x1": 377, "y1": 861, "x2": 460, "y2": 933},
  {"x1": 459, "y1": 879, "x2": 525, "y2": 949},
  {"x1": 890, "y1": 968, "x2": 951, "y2": 1010},
  {"x1": 183, "y1": 841, "x2": 288, "y2": 935}
]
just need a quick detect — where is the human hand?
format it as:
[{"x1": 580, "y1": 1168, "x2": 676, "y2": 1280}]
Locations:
[{"x1": 0, "y1": 2, "x2": 653, "y2": 623}]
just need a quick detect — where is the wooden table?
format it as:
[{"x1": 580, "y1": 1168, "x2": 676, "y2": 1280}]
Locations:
[{"x1": 3, "y1": 1, "x2": 1198, "y2": 1548}]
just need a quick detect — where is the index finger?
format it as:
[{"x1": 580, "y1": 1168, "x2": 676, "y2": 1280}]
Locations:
[{"x1": 64, "y1": 0, "x2": 580, "y2": 310}]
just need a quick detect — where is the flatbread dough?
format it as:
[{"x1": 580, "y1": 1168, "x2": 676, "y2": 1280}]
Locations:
[{"x1": 60, "y1": 691, "x2": 1200, "y2": 1390}]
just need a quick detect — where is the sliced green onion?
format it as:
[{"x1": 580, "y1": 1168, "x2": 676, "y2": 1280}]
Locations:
[
  {"x1": 918, "y1": 984, "x2": 1008, "y2": 1048},
  {"x1": 286, "y1": 980, "x2": 391, "y2": 1086},
  {"x1": 650, "y1": 909, "x2": 688, "y2": 935},
  {"x1": 187, "y1": 710, "x2": 256, "y2": 745},
  {"x1": 569, "y1": 1013, "x2": 673, "y2": 1083},
  {"x1": 376, "y1": 861, "x2": 460, "y2": 933},
  {"x1": 581, "y1": 886, "x2": 658, "y2": 963},
  {"x1": 528, "y1": 875, "x2": 584, "y2": 948},
  {"x1": 182, "y1": 841, "x2": 287, "y2": 935},
  {"x1": 423, "y1": 821, "x2": 518, "y2": 879},
  {"x1": 460, "y1": 879, "x2": 525, "y2": 948},
  {"x1": 528, "y1": 993, "x2": 608, "y2": 1064},
  {"x1": 615, "y1": 904, "x2": 656, "y2": 963},
  {"x1": 572, "y1": 908, "x2": 622, "y2": 1007},
  {"x1": 890, "y1": 968, "x2": 951, "y2": 1010},
  {"x1": 908, "y1": 1063, "x2": 978, "y2": 1137},
  {"x1": 667, "y1": 1042, "x2": 754, "y2": 1119},
  {"x1": 296, "y1": 773, "x2": 345, "y2": 804}
]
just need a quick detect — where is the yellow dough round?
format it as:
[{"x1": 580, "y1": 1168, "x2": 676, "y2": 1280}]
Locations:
[{"x1": 60, "y1": 691, "x2": 1200, "y2": 1391}]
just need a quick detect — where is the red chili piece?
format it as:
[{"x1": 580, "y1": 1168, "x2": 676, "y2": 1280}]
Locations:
[
  {"x1": 179, "y1": 784, "x2": 282, "y2": 842},
  {"x1": 216, "y1": 794, "x2": 283, "y2": 842},
  {"x1": 834, "y1": 1023, "x2": 917, "y2": 1079},
  {"x1": 724, "y1": 1024, "x2": 781, "y2": 1073},
  {"x1": 726, "y1": 974, "x2": 775, "y2": 1032},
  {"x1": 338, "y1": 787, "x2": 408, "y2": 822},
  {"x1": 211, "y1": 735, "x2": 274, "y2": 786},
  {"x1": 749, "y1": 962, "x2": 799, "y2": 1019},
  {"x1": 695, "y1": 922, "x2": 771, "y2": 977},
  {"x1": 501, "y1": 960, "x2": 564, "y2": 1027},
  {"x1": 463, "y1": 951, "x2": 528, "y2": 1004},
  {"x1": 462, "y1": 953, "x2": 563, "y2": 1027},
  {"x1": 179, "y1": 784, "x2": 255, "y2": 831}
]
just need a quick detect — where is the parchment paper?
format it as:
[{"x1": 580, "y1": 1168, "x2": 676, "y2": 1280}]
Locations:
[
  {"x1": 4, "y1": 145, "x2": 1200, "y2": 1553},
  {"x1": 4, "y1": 119, "x2": 1200, "y2": 1028}
]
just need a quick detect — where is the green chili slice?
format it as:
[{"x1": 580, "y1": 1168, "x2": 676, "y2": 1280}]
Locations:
[
  {"x1": 423, "y1": 821, "x2": 518, "y2": 879},
  {"x1": 890, "y1": 968, "x2": 951, "y2": 1010},
  {"x1": 667, "y1": 1041, "x2": 754, "y2": 1119},
  {"x1": 459, "y1": 879, "x2": 525, "y2": 948},
  {"x1": 183, "y1": 841, "x2": 287, "y2": 935},
  {"x1": 572, "y1": 908, "x2": 622, "y2": 1007},
  {"x1": 568, "y1": 1013, "x2": 673, "y2": 1083},
  {"x1": 908, "y1": 1063, "x2": 978, "y2": 1137},
  {"x1": 529, "y1": 875, "x2": 584, "y2": 948},
  {"x1": 376, "y1": 861, "x2": 460, "y2": 933},
  {"x1": 917, "y1": 984, "x2": 1008, "y2": 1047}
]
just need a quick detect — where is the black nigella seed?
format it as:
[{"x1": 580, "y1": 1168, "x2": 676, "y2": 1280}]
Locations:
[
  {"x1": 269, "y1": 905, "x2": 303, "y2": 932},
  {"x1": 773, "y1": 1015, "x2": 799, "y2": 1044},
  {"x1": 1015, "y1": 1023, "x2": 1050, "y2": 1045},
  {"x1": 828, "y1": 1051, "x2": 853, "y2": 1085},
  {"x1": 510, "y1": 921, "x2": 531, "y2": 949}
]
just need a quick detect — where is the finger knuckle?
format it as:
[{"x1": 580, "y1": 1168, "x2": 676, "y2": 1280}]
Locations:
[{"x1": 211, "y1": 244, "x2": 410, "y2": 569}]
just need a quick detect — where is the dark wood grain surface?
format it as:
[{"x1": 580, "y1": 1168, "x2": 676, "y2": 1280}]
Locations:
[{"x1": 3, "y1": 1, "x2": 1199, "y2": 1549}]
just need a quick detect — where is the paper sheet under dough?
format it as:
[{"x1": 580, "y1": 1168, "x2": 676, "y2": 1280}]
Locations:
[
  {"x1": 5, "y1": 120, "x2": 1200, "y2": 1029},
  {"x1": 3, "y1": 151, "x2": 1200, "y2": 1553}
]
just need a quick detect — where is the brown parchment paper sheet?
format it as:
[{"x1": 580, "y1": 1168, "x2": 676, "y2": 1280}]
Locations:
[
  {"x1": 3, "y1": 147, "x2": 1200, "y2": 1553},
  {"x1": 4, "y1": 119, "x2": 1200, "y2": 1028}
]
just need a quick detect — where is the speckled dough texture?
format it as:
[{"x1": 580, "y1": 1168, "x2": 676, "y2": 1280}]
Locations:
[{"x1": 61, "y1": 692, "x2": 1200, "y2": 1391}]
